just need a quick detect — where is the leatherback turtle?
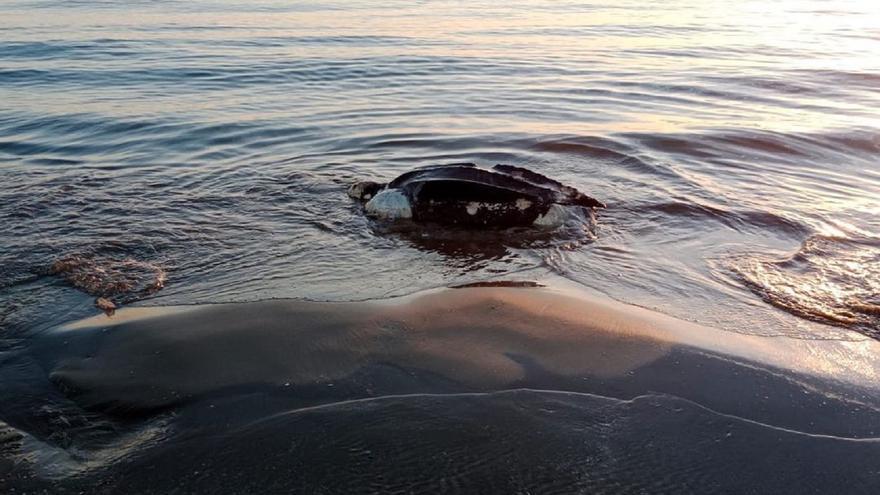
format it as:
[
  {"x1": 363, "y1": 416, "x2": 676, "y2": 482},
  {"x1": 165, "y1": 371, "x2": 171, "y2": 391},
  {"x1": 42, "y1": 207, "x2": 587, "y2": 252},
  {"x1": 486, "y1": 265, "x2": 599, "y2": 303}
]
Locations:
[{"x1": 348, "y1": 163, "x2": 604, "y2": 228}]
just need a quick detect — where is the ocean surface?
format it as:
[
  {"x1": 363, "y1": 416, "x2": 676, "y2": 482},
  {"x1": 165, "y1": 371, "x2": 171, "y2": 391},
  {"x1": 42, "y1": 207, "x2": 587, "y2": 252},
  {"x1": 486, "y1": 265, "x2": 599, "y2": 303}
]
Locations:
[
  {"x1": 1, "y1": 0, "x2": 879, "y2": 491},
  {"x1": 2, "y1": 0, "x2": 879, "y2": 338}
]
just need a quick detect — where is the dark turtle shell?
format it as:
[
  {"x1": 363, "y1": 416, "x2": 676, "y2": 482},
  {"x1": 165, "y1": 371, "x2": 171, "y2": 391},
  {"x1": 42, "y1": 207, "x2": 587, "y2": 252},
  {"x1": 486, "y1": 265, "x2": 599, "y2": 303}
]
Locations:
[{"x1": 386, "y1": 163, "x2": 604, "y2": 228}]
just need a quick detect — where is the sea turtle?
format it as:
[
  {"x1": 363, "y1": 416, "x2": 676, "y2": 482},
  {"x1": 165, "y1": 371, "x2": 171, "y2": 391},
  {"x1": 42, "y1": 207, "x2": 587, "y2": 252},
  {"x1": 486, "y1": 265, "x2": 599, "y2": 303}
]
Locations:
[{"x1": 348, "y1": 163, "x2": 605, "y2": 228}]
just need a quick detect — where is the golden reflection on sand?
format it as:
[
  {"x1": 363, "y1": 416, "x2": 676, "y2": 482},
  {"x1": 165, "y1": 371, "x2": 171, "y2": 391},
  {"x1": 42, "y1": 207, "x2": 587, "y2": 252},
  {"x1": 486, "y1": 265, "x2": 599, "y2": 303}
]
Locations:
[
  {"x1": 61, "y1": 305, "x2": 199, "y2": 331},
  {"x1": 50, "y1": 283, "x2": 880, "y2": 411}
]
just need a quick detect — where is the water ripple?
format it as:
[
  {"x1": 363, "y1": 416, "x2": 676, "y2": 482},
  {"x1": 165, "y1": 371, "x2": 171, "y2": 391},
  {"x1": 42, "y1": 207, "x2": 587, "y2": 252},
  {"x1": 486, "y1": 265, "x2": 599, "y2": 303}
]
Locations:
[{"x1": 0, "y1": 0, "x2": 878, "y2": 341}]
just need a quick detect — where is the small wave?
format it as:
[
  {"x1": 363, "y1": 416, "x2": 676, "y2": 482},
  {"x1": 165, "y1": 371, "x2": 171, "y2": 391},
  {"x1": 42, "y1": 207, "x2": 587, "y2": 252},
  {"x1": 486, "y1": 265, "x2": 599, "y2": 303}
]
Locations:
[
  {"x1": 47, "y1": 255, "x2": 166, "y2": 303},
  {"x1": 530, "y1": 136, "x2": 632, "y2": 160},
  {"x1": 625, "y1": 129, "x2": 880, "y2": 165},
  {"x1": 725, "y1": 235, "x2": 880, "y2": 336},
  {"x1": 646, "y1": 200, "x2": 810, "y2": 237},
  {"x1": 225, "y1": 35, "x2": 445, "y2": 47},
  {"x1": 450, "y1": 280, "x2": 544, "y2": 289},
  {"x1": 0, "y1": 40, "x2": 147, "y2": 61},
  {"x1": 796, "y1": 69, "x2": 880, "y2": 92}
]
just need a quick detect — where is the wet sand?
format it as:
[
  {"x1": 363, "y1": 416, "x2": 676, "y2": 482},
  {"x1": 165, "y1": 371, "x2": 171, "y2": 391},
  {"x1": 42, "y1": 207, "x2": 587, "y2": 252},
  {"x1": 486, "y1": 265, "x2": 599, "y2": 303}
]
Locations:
[
  {"x1": 3, "y1": 283, "x2": 880, "y2": 493},
  {"x1": 42, "y1": 282, "x2": 880, "y2": 408}
]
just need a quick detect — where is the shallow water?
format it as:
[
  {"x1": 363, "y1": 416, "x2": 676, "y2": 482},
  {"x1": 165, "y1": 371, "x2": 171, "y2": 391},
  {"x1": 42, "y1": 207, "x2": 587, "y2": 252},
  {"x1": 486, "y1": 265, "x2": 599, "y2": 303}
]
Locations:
[{"x1": 1, "y1": 0, "x2": 879, "y2": 491}]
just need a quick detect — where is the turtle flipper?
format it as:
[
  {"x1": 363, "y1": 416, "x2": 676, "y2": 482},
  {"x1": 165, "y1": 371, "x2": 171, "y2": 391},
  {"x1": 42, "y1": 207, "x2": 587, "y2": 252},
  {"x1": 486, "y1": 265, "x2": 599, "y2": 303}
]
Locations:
[
  {"x1": 493, "y1": 164, "x2": 605, "y2": 208},
  {"x1": 492, "y1": 164, "x2": 566, "y2": 190}
]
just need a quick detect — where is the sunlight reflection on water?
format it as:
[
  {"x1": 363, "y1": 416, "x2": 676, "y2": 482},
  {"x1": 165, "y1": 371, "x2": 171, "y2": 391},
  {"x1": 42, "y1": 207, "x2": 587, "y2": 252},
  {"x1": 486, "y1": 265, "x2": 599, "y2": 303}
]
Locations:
[{"x1": 0, "y1": 0, "x2": 878, "y2": 339}]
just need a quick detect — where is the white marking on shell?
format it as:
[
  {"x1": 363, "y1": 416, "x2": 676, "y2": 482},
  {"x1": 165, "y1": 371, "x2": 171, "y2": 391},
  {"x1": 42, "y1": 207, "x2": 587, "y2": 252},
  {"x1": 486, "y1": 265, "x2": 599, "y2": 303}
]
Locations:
[
  {"x1": 365, "y1": 190, "x2": 412, "y2": 219},
  {"x1": 534, "y1": 204, "x2": 567, "y2": 227},
  {"x1": 466, "y1": 202, "x2": 480, "y2": 215},
  {"x1": 347, "y1": 183, "x2": 364, "y2": 199},
  {"x1": 516, "y1": 198, "x2": 532, "y2": 210}
]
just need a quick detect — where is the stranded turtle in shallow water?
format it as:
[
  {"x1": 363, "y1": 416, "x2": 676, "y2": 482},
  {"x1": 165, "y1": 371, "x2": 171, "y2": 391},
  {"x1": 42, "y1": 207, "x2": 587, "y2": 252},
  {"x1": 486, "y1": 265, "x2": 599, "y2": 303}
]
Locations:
[{"x1": 348, "y1": 163, "x2": 605, "y2": 228}]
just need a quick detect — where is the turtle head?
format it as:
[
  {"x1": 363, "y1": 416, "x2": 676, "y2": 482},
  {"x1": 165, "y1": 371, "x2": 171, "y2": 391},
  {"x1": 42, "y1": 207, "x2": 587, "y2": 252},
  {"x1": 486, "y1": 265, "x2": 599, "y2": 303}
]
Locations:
[{"x1": 347, "y1": 181, "x2": 386, "y2": 201}]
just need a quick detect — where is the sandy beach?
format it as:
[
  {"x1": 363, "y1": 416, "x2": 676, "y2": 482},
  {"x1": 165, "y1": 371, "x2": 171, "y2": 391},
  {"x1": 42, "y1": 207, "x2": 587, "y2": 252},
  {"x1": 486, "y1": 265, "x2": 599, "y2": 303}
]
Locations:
[{"x1": 1, "y1": 282, "x2": 878, "y2": 492}]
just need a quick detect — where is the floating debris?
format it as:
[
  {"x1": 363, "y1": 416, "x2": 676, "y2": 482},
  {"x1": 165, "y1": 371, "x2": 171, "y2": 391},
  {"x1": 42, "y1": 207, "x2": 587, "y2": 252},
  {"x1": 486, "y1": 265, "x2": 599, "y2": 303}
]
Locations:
[
  {"x1": 48, "y1": 254, "x2": 166, "y2": 311},
  {"x1": 94, "y1": 297, "x2": 117, "y2": 316}
]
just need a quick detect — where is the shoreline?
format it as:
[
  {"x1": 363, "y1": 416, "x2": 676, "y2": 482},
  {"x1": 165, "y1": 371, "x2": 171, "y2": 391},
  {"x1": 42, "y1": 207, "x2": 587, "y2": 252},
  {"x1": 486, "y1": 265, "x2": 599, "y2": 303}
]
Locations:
[
  {"x1": 4, "y1": 281, "x2": 879, "y2": 491},
  {"x1": 53, "y1": 279, "x2": 880, "y2": 394}
]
